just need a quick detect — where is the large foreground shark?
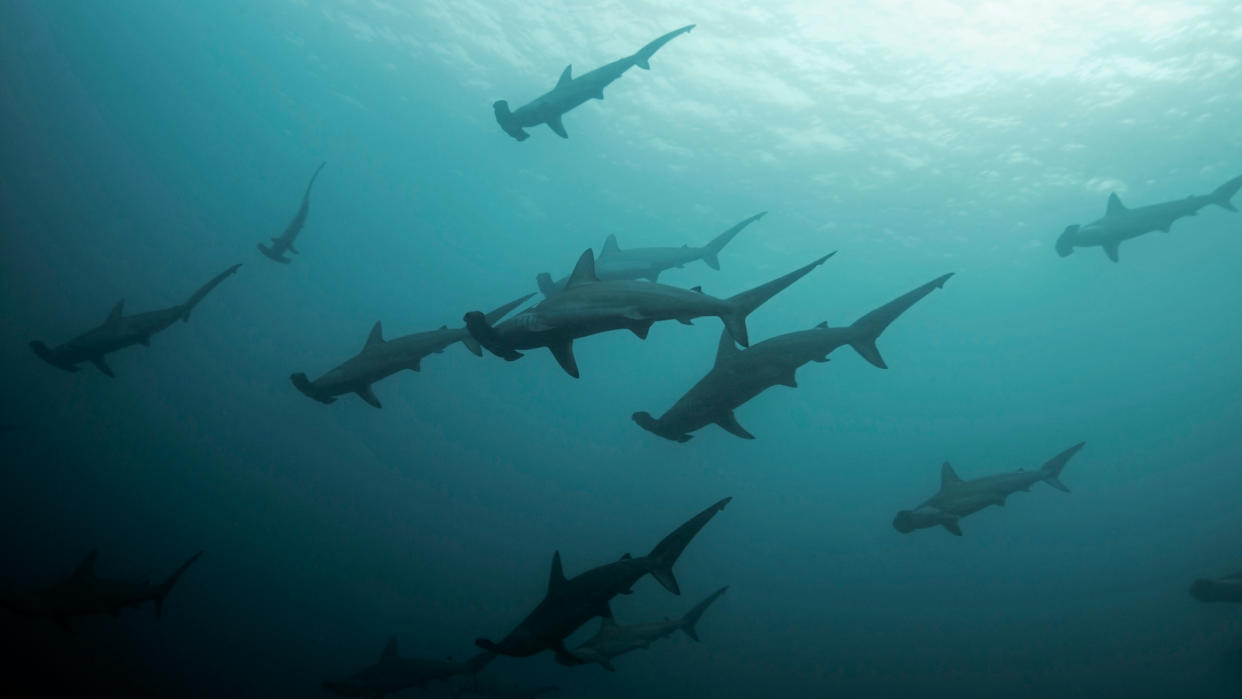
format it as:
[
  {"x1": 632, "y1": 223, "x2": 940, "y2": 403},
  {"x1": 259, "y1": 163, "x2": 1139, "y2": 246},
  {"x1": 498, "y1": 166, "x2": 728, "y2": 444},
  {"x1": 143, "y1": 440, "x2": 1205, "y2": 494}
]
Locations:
[
  {"x1": 494, "y1": 25, "x2": 695, "y2": 141},
  {"x1": 0, "y1": 550, "x2": 201, "y2": 630},
  {"x1": 465, "y1": 251, "x2": 831, "y2": 378},
  {"x1": 536, "y1": 212, "x2": 767, "y2": 295},
  {"x1": 475, "y1": 497, "x2": 731, "y2": 666},
  {"x1": 322, "y1": 636, "x2": 495, "y2": 698},
  {"x1": 1190, "y1": 567, "x2": 1242, "y2": 604},
  {"x1": 30, "y1": 264, "x2": 242, "y2": 377},
  {"x1": 893, "y1": 442, "x2": 1085, "y2": 536},
  {"x1": 1055, "y1": 173, "x2": 1241, "y2": 262},
  {"x1": 258, "y1": 161, "x2": 326, "y2": 263},
  {"x1": 572, "y1": 585, "x2": 727, "y2": 671},
  {"x1": 291, "y1": 294, "x2": 532, "y2": 408},
  {"x1": 634, "y1": 273, "x2": 952, "y2": 442}
]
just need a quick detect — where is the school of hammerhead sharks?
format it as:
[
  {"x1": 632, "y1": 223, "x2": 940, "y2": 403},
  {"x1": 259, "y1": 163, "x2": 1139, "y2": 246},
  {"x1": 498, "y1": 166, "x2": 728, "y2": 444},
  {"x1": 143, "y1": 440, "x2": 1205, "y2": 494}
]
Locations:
[{"x1": 9, "y1": 23, "x2": 1242, "y2": 699}]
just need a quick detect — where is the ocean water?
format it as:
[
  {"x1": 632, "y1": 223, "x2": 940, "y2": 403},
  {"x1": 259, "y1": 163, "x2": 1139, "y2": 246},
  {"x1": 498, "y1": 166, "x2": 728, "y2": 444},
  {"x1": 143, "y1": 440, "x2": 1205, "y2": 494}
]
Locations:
[{"x1": 2, "y1": 1, "x2": 1241, "y2": 697}]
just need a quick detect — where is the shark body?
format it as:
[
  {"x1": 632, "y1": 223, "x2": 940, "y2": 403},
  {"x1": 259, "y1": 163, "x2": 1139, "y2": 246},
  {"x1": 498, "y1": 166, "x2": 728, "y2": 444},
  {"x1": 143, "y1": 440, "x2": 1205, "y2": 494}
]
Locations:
[
  {"x1": 494, "y1": 25, "x2": 695, "y2": 141},
  {"x1": 537, "y1": 212, "x2": 766, "y2": 295},
  {"x1": 634, "y1": 273, "x2": 952, "y2": 441},
  {"x1": 1056, "y1": 174, "x2": 1241, "y2": 262},
  {"x1": 30, "y1": 264, "x2": 241, "y2": 377}
]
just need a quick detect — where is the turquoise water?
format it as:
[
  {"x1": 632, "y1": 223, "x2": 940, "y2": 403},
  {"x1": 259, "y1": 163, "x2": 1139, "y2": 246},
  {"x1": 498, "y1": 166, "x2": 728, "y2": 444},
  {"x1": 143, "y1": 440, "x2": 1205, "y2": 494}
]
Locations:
[{"x1": 2, "y1": 1, "x2": 1241, "y2": 696}]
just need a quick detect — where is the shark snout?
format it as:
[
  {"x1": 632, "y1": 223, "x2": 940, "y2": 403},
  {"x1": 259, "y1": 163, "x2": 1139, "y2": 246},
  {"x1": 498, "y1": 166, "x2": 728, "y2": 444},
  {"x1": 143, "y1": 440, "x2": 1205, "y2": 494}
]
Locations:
[{"x1": 892, "y1": 510, "x2": 916, "y2": 534}]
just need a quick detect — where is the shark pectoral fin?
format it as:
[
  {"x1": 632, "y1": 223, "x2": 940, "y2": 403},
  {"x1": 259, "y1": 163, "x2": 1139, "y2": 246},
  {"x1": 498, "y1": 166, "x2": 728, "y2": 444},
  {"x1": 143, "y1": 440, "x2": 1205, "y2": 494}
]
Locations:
[
  {"x1": 91, "y1": 356, "x2": 115, "y2": 378},
  {"x1": 287, "y1": 243, "x2": 299, "y2": 254},
  {"x1": 627, "y1": 321, "x2": 654, "y2": 339},
  {"x1": 715, "y1": 412, "x2": 755, "y2": 440},
  {"x1": 777, "y1": 370, "x2": 798, "y2": 388},
  {"x1": 593, "y1": 90, "x2": 604, "y2": 100},
  {"x1": 596, "y1": 601, "x2": 614, "y2": 619},
  {"x1": 703, "y1": 254, "x2": 720, "y2": 270},
  {"x1": 139, "y1": 336, "x2": 151, "y2": 347},
  {"x1": 1102, "y1": 242, "x2": 1120, "y2": 262},
  {"x1": 599, "y1": 659, "x2": 616, "y2": 672},
  {"x1": 356, "y1": 385, "x2": 382, "y2": 409},
  {"x1": 552, "y1": 642, "x2": 584, "y2": 667},
  {"x1": 676, "y1": 317, "x2": 694, "y2": 325},
  {"x1": 942, "y1": 519, "x2": 963, "y2": 536},
  {"x1": 548, "y1": 341, "x2": 579, "y2": 378},
  {"x1": 547, "y1": 115, "x2": 568, "y2": 139},
  {"x1": 408, "y1": 359, "x2": 422, "y2": 372}
]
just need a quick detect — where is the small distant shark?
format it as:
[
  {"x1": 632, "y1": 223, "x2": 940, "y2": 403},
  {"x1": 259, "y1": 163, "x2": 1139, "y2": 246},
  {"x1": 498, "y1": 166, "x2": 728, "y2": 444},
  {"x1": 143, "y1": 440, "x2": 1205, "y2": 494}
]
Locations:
[
  {"x1": 536, "y1": 212, "x2": 767, "y2": 295},
  {"x1": 475, "y1": 497, "x2": 731, "y2": 666},
  {"x1": 494, "y1": 25, "x2": 695, "y2": 141},
  {"x1": 258, "y1": 161, "x2": 326, "y2": 263},
  {"x1": 892, "y1": 442, "x2": 1085, "y2": 536},
  {"x1": 30, "y1": 264, "x2": 242, "y2": 377},
  {"x1": 465, "y1": 251, "x2": 831, "y2": 378},
  {"x1": 291, "y1": 294, "x2": 533, "y2": 408},
  {"x1": 634, "y1": 273, "x2": 952, "y2": 442},
  {"x1": 1056, "y1": 173, "x2": 1241, "y2": 262},
  {"x1": 572, "y1": 585, "x2": 728, "y2": 671},
  {"x1": 322, "y1": 636, "x2": 495, "y2": 698},
  {"x1": 1190, "y1": 567, "x2": 1242, "y2": 604},
  {"x1": 0, "y1": 550, "x2": 201, "y2": 630}
]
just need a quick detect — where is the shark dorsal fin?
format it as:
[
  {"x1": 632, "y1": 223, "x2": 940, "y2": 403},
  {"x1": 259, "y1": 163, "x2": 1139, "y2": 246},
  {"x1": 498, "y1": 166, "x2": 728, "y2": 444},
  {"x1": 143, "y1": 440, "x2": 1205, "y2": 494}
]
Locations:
[
  {"x1": 556, "y1": 64, "x2": 573, "y2": 87},
  {"x1": 106, "y1": 300, "x2": 124, "y2": 324},
  {"x1": 71, "y1": 550, "x2": 98, "y2": 581},
  {"x1": 619, "y1": 553, "x2": 631, "y2": 561},
  {"x1": 548, "y1": 551, "x2": 567, "y2": 596},
  {"x1": 940, "y1": 462, "x2": 962, "y2": 488},
  {"x1": 439, "y1": 324, "x2": 448, "y2": 330},
  {"x1": 1106, "y1": 192, "x2": 1127, "y2": 216},
  {"x1": 690, "y1": 286, "x2": 702, "y2": 293},
  {"x1": 365, "y1": 321, "x2": 385, "y2": 350},
  {"x1": 601, "y1": 234, "x2": 621, "y2": 255},
  {"x1": 714, "y1": 329, "x2": 740, "y2": 367},
  {"x1": 564, "y1": 250, "x2": 599, "y2": 289},
  {"x1": 815, "y1": 321, "x2": 828, "y2": 329},
  {"x1": 380, "y1": 636, "x2": 399, "y2": 664}
]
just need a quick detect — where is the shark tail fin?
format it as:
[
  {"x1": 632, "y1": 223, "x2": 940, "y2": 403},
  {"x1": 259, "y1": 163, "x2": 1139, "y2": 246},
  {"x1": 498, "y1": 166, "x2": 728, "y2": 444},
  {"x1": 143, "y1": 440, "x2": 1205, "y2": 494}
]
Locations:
[
  {"x1": 680, "y1": 585, "x2": 728, "y2": 641},
  {"x1": 154, "y1": 551, "x2": 202, "y2": 618},
  {"x1": 1210, "y1": 174, "x2": 1242, "y2": 212},
  {"x1": 536, "y1": 272, "x2": 562, "y2": 297},
  {"x1": 1039, "y1": 441, "x2": 1084, "y2": 493},
  {"x1": 722, "y1": 253, "x2": 833, "y2": 347},
  {"x1": 463, "y1": 312, "x2": 523, "y2": 361},
  {"x1": 257, "y1": 243, "x2": 290, "y2": 263},
  {"x1": 181, "y1": 264, "x2": 241, "y2": 322},
  {"x1": 701, "y1": 211, "x2": 766, "y2": 271},
  {"x1": 646, "y1": 498, "x2": 732, "y2": 595},
  {"x1": 846, "y1": 273, "x2": 954, "y2": 369}
]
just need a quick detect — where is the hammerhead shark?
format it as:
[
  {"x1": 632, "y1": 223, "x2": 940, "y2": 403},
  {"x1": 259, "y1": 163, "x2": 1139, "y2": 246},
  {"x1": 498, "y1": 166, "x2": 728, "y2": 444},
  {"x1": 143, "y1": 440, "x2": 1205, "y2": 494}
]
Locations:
[
  {"x1": 30, "y1": 264, "x2": 242, "y2": 377},
  {"x1": 1190, "y1": 567, "x2": 1242, "y2": 604},
  {"x1": 892, "y1": 442, "x2": 1085, "y2": 536},
  {"x1": 0, "y1": 550, "x2": 202, "y2": 630},
  {"x1": 464, "y1": 251, "x2": 831, "y2": 378},
  {"x1": 475, "y1": 497, "x2": 731, "y2": 666},
  {"x1": 1055, "y1": 173, "x2": 1241, "y2": 262},
  {"x1": 258, "y1": 161, "x2": 326, "y2": 263},
  {"x1": 536, "y1": 212, "x2": 767, "y2": 295},
  {"x1": 572, "y1": 585, "x2": 728, "y2": 671},
  {"x1": 291, "y1": 294, "x2": 533, "y2": 408},
  {"x1": 322, "y1": 636, "x2": 495, "y2": 698},
  {"x1": 634, "y1": 273, "x2": 952, "y2": 441},
  {"x1": 494, "y1": 25, "x2": 695, "y2": 141}
]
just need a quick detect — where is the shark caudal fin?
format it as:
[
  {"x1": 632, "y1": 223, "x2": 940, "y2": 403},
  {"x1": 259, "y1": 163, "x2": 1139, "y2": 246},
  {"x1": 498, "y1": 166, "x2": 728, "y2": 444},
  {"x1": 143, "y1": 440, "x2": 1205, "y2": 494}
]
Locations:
[
  {"x1": 1038, "y1": 441, "x2": 1084, "y2": 493},
  {"x1": 180, "y1": 264, "x2": 241, "y2": 322},
  {"x1": 680, "y1": 586, "x2": 728, "y2": 641},
  {"x1": 493, "y1": 100, "x2": 530, "y2": 141},
  {"x1": 153, "y1": 551, "x2": 202, "y2": 618},
  {"x1": 536, "y1": 272, "x2": 564, "y2": 297},
  {"x1": 1210, "y1": 174, "x2": 1242, "y2": 212},
  {"x1": 846, "y1": 273, "x2": 953, "y2": 369},
  {"x1": 646, "y1": 498, "x2": 732, "y2": 595},
  {"x1": 257, "y1": 243, "x2": 290, "y2": 263},
  {"x1": 463, "y1": 312, "x2": 523, "y2": 361},
  {"x1": 722, "y1": 253, "x2": 833, "y2": 347},
  {"x1": 701, "y1": 211, "x2": 765, "y2": 270},
  {"x1": 631, "y1": 24, "x2": 695, "y2": 70}
]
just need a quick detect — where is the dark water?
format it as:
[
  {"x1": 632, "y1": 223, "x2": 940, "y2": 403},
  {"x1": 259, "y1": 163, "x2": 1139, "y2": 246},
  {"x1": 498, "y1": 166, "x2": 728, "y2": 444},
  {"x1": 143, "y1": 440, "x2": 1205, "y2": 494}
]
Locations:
[{"x1": 2, "y1": 1, "x2": 1241, "y2": 697}]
